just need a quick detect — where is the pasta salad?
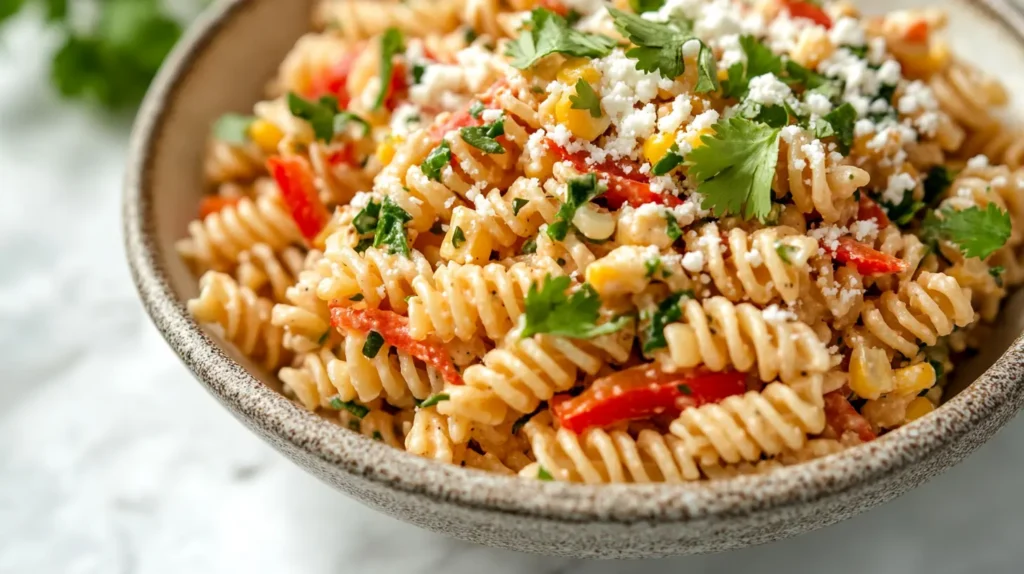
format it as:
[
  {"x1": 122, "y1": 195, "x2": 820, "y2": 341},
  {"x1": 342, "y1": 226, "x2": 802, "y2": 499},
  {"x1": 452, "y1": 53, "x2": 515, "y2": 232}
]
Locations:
[{"x1": 179, "y1": 0, "x2": 1022, "y2": 483}]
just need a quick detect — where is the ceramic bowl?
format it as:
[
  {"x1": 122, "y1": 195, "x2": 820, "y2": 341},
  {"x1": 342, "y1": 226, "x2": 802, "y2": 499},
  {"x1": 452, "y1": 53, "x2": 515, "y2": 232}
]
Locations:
[{"x1": 124, "y1": 0, "x2": 1024, "y2": 558}]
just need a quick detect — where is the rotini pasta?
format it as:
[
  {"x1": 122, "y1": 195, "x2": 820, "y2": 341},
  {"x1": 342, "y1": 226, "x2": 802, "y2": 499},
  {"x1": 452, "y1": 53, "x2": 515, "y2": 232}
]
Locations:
[{"x1": 180, "y1": 0, "x2": 1020, "y2": 482}]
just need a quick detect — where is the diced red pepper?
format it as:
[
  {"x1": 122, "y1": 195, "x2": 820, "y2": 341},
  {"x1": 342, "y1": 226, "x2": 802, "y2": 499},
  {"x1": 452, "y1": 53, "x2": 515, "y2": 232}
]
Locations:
[
  {"x1": 827, "y1": 236, "x2": 908, "y2": 276},
  {"x1": 545, "y1": 140, "x2": 682, "y2": 208},
  {"x1": 537, "y1": 0, "x2": 570, "y2": 17},
  {"x1": 329, "y1": 305, "x2": 463, "y2": 386},
  {"x1": 857, "y1": 195, "x2": 890, "y2": 230},
  {"x1": 823, "y1": 391, "x2": 877, "y2": 443},
  {"x1": 305, "y1": 51, "x2": 359, "y2": 105},
  {"x1": 198, "y1": 196, "x2": 241, "y2": 219},
  {"x1": 550, "y1": 365, "x2": 747, "y2": 434},
  {"x1": 780, "y1": 0, "x2": 832, "y2": 28},
  {"x1": 429, "y1": 109, "x2": 483, "y2": 142},
  {"x1": 267, "y1": 155, "x2": 330, "y2": 243},
  {"x1": 383, "y1": 61, "x2": 409, "y2": 111},
  {"x1": 326, "y1": 144, "x2": 357, "y2": 167},
  {"x1": 904, "y1": 19, "x2": 929, "y2": 44}
]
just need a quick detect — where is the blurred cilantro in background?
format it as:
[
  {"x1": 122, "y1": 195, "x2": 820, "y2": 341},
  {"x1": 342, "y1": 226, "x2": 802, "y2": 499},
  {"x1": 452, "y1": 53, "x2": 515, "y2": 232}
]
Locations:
[{"x1": 0, "y1": 0, "x2": 196, "y2": 109}]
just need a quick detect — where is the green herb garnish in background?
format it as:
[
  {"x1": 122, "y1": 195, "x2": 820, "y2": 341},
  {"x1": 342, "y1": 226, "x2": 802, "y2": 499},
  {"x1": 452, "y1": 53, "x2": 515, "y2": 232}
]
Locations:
[
  {"x1": 374, "y1": 27, "x2": 404, "y2": 110},
  {"x1": 506, "y1": 8, "x2": 616, "y2": 69},
  {"x1": 1, "y1": 0, "x2": 191, "y2": 110},
  {"x1": 547, "y1": 173, "x2": 606, "y2": 241},
  {"x1": 521, "y1": 274, "x2": 631, "y2": 339}
]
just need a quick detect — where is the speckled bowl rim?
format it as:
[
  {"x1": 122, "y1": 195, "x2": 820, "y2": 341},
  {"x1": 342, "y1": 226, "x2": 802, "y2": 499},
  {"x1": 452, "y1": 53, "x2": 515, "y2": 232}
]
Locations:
[{"x1": 125, "y1": 0, "x2": 1024, "y2": 525}]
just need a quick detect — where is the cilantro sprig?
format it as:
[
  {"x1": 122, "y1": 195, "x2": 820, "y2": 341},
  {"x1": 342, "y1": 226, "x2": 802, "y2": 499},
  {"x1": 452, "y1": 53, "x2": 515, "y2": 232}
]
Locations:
[
  {"x1": 374, "y1": 28, "x2": 405, "y2": 110},
  {"x1": 641, "y1": 291, "x2": 693, "y2": 354},
  {"x1": 608, "y1": 8, "x2": 718, "y2": 91},
  {"x1": 687, "y1": 117, "x2": 780, "y2": 220},
  {"x1": 812, "y1": 102, "x2": 856, "y2": 155},
  {"x1": 547, "y1": 173, "x2": 606, "y2": 241},
  {"x1": 288, "y1": 92, "x2": 369, "y2": 142},
  {"x1": 506, "y1": 8, "x2": 616, "y2": 69},
  {"x1": 521, "y1": 275, "x2": 631, "y2": 339},
  {"x1": 922, "y1": 203, "x2": 1011, "y2": 260},
  {"x1": 421, "y1": 140, "x2": 451, "y2": 181},
  {"x1": 460, "y1": 117, "x2": 506, "y2": 154},
  {"x1": 569, "y1": 79, "x2": 602, "y2": 118},
  {"x1": 373, "y1": 196, "x2": 414, "y2": 256}
]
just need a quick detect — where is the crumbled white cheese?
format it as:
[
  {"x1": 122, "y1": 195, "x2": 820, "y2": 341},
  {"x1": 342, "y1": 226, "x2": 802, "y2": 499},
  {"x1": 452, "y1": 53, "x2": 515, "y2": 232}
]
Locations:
[
  {"x1": 682, "y1": 250, "x2": 706, "y2": 273},
  {"x1": 882, "y1": 172, "x2": 917, "y2": 204},
  {"x1": 747, "y1": 73, "x2": 792, "y2": 106},
  {"x1": 967, "y1": 155, "x2": 991, "y2": 169},
  {"x1": 805, "y1": 92, "x2": 833, "y2": 117},
  {"x1": 658, "y1": 95, "x2": 693, "y2": 133},
  {"x1": 829, "y1": 17, "x2": 866, "y2": 47},
  {"x1": 762, "y1": 304, "x2": 797, "y2": 324}
]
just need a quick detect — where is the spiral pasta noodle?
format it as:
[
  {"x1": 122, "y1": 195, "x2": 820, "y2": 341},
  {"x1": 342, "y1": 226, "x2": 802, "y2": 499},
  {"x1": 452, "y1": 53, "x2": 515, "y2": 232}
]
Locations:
[
  {"x1": 315, "y1": 0, "x2": 465, "y2": 40},
  {"x1": 776, "y1": 129, "x2": 869, "y2": 223}
]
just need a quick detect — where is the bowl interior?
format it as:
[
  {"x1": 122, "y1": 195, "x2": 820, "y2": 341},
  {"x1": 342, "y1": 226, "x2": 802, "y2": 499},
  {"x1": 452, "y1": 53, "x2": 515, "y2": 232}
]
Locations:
[{"x1": 146, "y1": 0, "x2": 1024, "y2": 476}]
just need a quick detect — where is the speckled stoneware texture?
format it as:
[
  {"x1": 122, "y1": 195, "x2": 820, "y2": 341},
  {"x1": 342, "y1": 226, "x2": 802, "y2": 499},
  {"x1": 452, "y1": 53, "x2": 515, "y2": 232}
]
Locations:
[{"x1": 124, "y1": 0, "x2": 1024, "y2": 558}]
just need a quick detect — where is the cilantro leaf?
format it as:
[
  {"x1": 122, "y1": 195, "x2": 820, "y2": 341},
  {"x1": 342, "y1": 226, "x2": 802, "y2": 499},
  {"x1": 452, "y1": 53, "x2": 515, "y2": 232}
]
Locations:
[
  {"x1": 416, "y1": 393, "x2": 451, "y2": 409},
  {"x1": 352, "y1": 199, "x2": 382, "y2": 234},
  {"x1": 451, "y1": 226, "x2": 466, "y2": 248},
  {"x1": 512, "y1": 198, "x2": 529, "y2": 216},
  {"x1": 608, "y1": 8, "x2": 691, "y2": 78},
  {"x1": 288, "y1": 92, "x2": 342, "y2": 142},
  {"x1": 334, "y1": 111, "x2": 371, "y2": 136},
  {"x1": 652, "y1": 144, "x2": 684, "y2": 175},
  {"x1": 547, "y1": 173, "x2": 606, "y2": 241},
  {"x1": 922, "y1": 204, "x2": 1011, "y2": 260},
  {"x1": 880, "y1": 192, "x2": 925, "y2": 227},
  {"x1": 990, "y1": 266, "x2": 1006, "y2": 288},
  {"x1": 373, "y1": 196, "x2": 413, "y2": 256},
  {"x1": 329, "y1": 396, "x2": 370, "y2": 418},
  {"x1": 537, "y1": 466, "x2": 554, "y2": 481},
  {"x1": 460, "y1": 117, "x2": 506, "y2": 154},
  {"x1": 212, "y1": 113, "x2": 255, "y2": 144},
  {"x1": 784, "y1": 60, "x2": 840, "y2": 100},
  {"x1": 663, "y1": 211, "x2": 682, "y2": 242},
  {"x1": 923, "y1": 165, "x2": 955, "y2": 207},
  {"x1": 374, "y1": 28, "x2": 404, "y2": 110},
  {"x1": 734, "y1": 100, "x2": 790, "y2": 128},
  {"x1": 421, "y1": 140, "x2": 451, "y2": 181},
  {"x1": 469, "y1": 101, "x2": 485, "y2": 119},
  {"x1": 641, "y1": 291, "x2": 692, "y2": 354},
  {"x1": 0, "y1": 0, "x2": 25, "y2": 25},
  {"x1": 815, "y1": 102, "x2": 856, "y2": 154},
  {"x1": 569, "y1": 78, "x2": 602, "y2": 118},
  {"x1": 721, "y1": 35, "x2": 782, "y2": 98},
  {"x1": 694, "y1": 41, "x2": 720, "y2": 93},
  {"x1": 506, "y1": 8, "x2": 616, "y2": 69},
  {"x1": 687, "y1": 117, "x2": 780, "y2": 220},
  {"x1": 629, "y1": 0, "x2": 666, "y2": 13},
  {"x1": 521, "y1": 275, "x2": 631, "y2": 339}
]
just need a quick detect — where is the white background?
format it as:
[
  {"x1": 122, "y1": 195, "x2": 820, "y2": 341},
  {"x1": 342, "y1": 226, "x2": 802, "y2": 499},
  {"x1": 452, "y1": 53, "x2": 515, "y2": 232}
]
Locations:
[{"x1": 3, "y1": 6, "x2": 1024, "y2": 574}]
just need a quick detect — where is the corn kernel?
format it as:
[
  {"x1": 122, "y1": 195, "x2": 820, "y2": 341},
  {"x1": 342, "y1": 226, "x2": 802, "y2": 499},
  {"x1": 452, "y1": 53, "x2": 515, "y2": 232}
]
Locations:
[
  {"x1": 684, "y1": 127, "x2": 713, "y2": 150},
  {"x1": 643, "y1": 132, "x2": 676, "y2": 165},
  {"x1": 893, "y1": 363, "x2": 936, "y2": 396},
  {"x1": 375, "y1": 135, "x2": 403, "y2": 166},
  {"x1": 557, "y1": 59, "x2": 601, "y2": 86},
  {"x1": 585, "y1": 251, "x2": 648, "y2": 297},
  {"x1": 554, "y1": 91, "x2": 610, "y2": 141},
  {"x1": 905, "y1": 396, "x2": 935, "y2": 422},
  {"x1": 849, "y1": 345, "x2": 894, "y2": 400},
  {"x1": 249, "y1": 119, "x2": 284, "y2": 153},
  {"x1": 441, "y1": 206, "x2": 492, "y2": 265}
]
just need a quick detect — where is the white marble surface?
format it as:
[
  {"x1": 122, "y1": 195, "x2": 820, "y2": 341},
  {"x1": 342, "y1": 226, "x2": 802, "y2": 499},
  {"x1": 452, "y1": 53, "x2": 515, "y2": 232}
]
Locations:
[{"x1": 3, "y1": 11, "x2": 1024, "y2": 574}]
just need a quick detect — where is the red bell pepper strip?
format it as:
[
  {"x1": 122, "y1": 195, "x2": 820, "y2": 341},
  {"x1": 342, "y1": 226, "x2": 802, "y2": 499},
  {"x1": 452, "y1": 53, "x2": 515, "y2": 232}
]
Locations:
[
  {"x1": 305, "y1": 51, "x2": 360, "y2": 105},
  {"x1": 538, "y1": 0, "x2": 570, "y2": 17},
  {"x1": 550, "y1": 365, "x2": 747, "y2": 434},
  {"x1": 267, "y1": 155, "x2": 330, "y2": 243},
  {"x1": 329, "y1": 305, "x2": 463, "y2": 386},
  {"x1": 545, "y1": 140, "x2": 681, "y2": 208},
  {"x1": 198, "y1": 196, "x2": 241, "y2": 219},
  {"x1": 780, "y1": 0, "x2": 832, "y2": 28},
  {"x1": 382, "y1": 61, "x2": 409, "y2": 111},
  {"x1": 857, "y1": 195, "x2": 890, "y2": 230},
  {"x1": 826, "y1": 236, "x2": 908, "y2": 276},
  {"x1": 904, "y1": 19, "x2": 929, "y2": 43},
  {"x1": 823, "y1": 391, "x2": 877, "y2": 443},
  {"x1": 326, "y1": 144, "x2": 357, "y2": 167}
]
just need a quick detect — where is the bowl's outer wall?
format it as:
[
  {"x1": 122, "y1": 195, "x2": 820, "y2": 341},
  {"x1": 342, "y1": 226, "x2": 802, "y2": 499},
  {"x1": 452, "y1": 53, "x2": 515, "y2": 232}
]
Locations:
[{"x1": 126, "y1": 0, "x2": 1024, "y2": 558}]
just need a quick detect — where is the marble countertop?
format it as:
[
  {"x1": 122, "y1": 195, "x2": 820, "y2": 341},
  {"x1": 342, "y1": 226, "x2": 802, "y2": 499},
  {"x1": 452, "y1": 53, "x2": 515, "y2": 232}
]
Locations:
[{"x1": 3, "y1": 10, "x2": 1024, "y2": 574}]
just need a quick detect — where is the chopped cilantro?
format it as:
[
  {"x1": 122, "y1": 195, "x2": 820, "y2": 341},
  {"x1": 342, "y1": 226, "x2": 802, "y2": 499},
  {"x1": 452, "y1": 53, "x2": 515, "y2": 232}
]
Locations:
[
  {"x1": 813, "y1": 102, "x2": 856, "y2": 155},
  {"x1": 677, "y1": 383, "x2": 692, "y2": 395},
  {"x1": 687, "y1": 117, "x2": 780, "y2": 220},
  {"x1": 511, "y1": 405, "x2": 544, "y2": 434},
  {"x1": 733, "y1": 100, "x2": 790, "y2": 128},
  {"x1": 469, "y1": 100, "x2": 485, "y2": 119},
  {"x1": 374, "y1": 28, "x2": 404, "y2": 110},
  {"x1": 521, "y1": 237, "x2": 538, "y2": 254},
  {"x1": 362, "y1": 331, "x2": 386, "y2": 358},
  {"x1": 348, "y1": 419, "x2": 361, "y2": 431},
  {"x1": 212, "y1": 113, "x2": 255, "y2": 144},
  {"x1": 923, "y1": 165, "x2": 955, "y2": 207},
  {"x1": 663, "y1": 211, "x2": 682, "y2": 242},
  {"x1": 512, "y1": 198, "x2": 530, "y2": 216},
  {"x1": 421, "y1": 140, "x2": 451, "y2": 182},
  {"x1": 548, "y1": 173, "x2": 606, "y2": 241},
  {"x1": 629, "y1": 0, "x2": 666, "y2": 12},
  {"x1": 460, "y1": 117, "x2": 506, "y2": 154},
  {"x1": 506, "y1": 8, "x2": 616, "y2": 69},
  {"x1": 452, "y1": 226, "x2": 467, "y2": 248},
  {"x1": 569, "y1": 78, "x2": 602, "y2": 118},
  {"x1": 608, "y1": 9, "x2": 716, "y2": 91},
  {"x1": 372, "y1": 430, "x2": 384, "y2": 441},
  {"x1": 352, "y1": 199, "x2": 382, "y2": 234},
  {"x1": 881, "y1": 192, "x2": 925, "y2": 227},
  {"x1": 411, "y1": 62, "x2": 427, "y2": 84},
  {"x1": 644, "y1": 258, "x2": 662, "y2": 279},
  {"x1": 521, "y1": 274, "x2": 631, "y2": 339},
  {"x1": 651, "y1": 144, "x2": 685, "y2": 175},
  {"x1": 776, "y1": 242, "x2": 798, "y2": 264},
  {"x1": 721, "y1": 35, "x2": 781, "y2": 99},
  {"x1": 287, "y1": 92, "x2": 342, "y2": 142},
  {"x1": 372, "y1": 196, "x2": 413, "y2": 256},
  {"x1": 922, "y1": 203, "x2": 1011, "y2": 260},
  {"x1": 318, "y1": 330, "x2": 331, "y2": 346},
  {"x1": 416, "y1": 393, "x2": 451, "y2": 409},
  {"x1": 329, "y1": 396, "x2": 370, "y2": 418},
  {"x1": 354, "y1": 237, "x2": 374, "y2": 253},
  {"x1": 537, "y1": 466, "x2": 554, "y2": 481},
  {"x1": 641, "y1": 291, "x2": 692, "y2": 354},
  {"x1": 349, "y1": 293, "x2": 365, "y2": 302},
  {"x1": 990, "y1": 265, "x2": 1006, "y2": 288}
]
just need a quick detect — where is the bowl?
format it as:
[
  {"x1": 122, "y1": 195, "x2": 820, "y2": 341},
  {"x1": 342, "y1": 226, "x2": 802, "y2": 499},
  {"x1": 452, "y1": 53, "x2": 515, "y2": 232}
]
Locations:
[{"x1": 124, "y1": 0, "x2": 1024, "y2": 558}]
